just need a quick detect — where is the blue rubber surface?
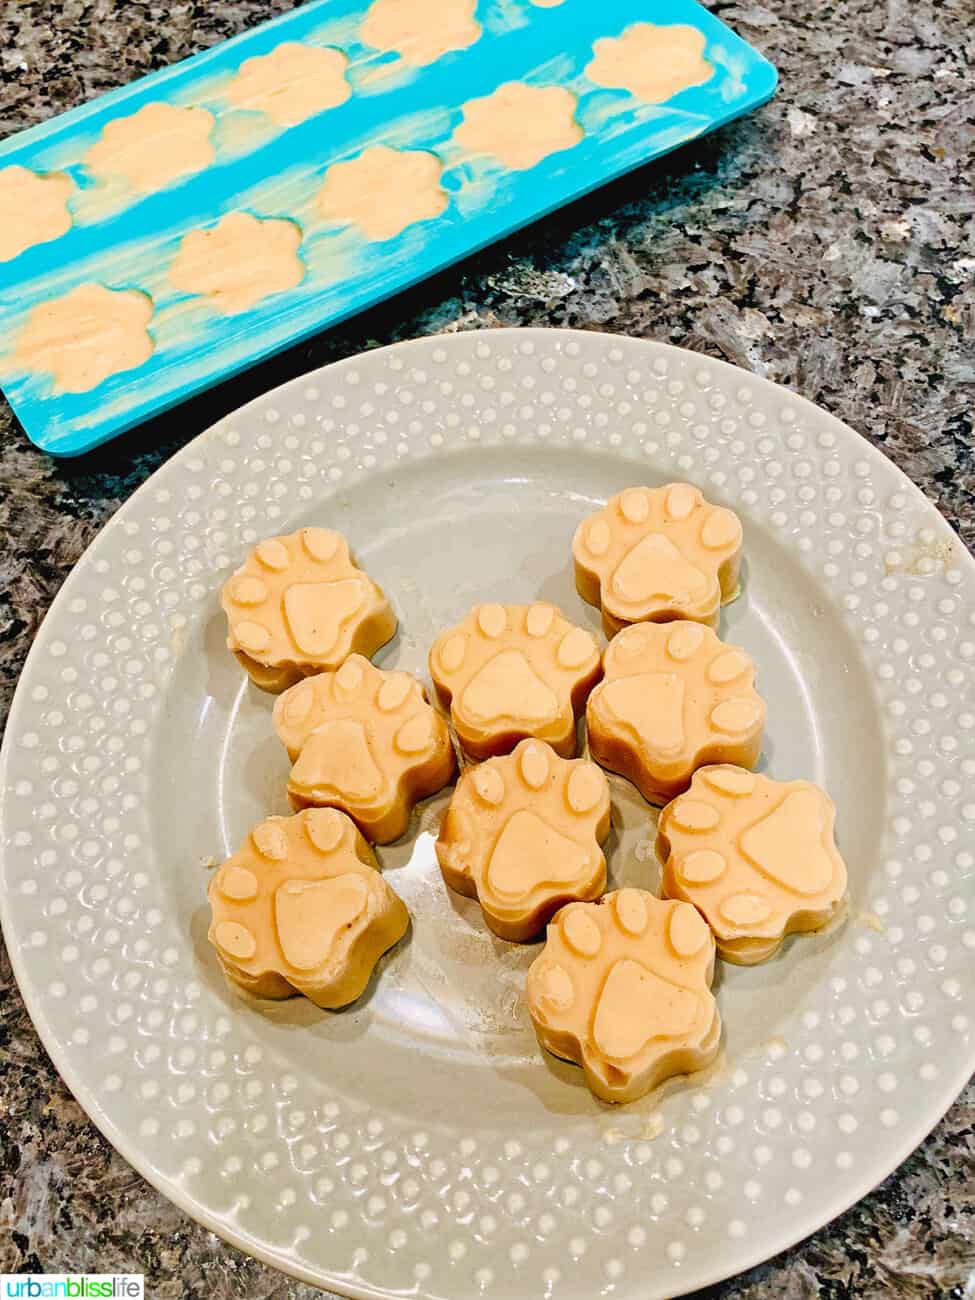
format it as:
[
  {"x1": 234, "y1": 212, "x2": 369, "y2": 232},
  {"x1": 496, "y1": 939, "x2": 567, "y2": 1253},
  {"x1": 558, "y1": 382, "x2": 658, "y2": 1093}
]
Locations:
[{"x1": 0, "y1": 0, "x2": 776, "y2": 455}]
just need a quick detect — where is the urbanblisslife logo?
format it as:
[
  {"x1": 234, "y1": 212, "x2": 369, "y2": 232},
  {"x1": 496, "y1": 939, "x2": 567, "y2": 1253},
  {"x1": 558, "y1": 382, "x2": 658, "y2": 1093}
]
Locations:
[{"x1": 1, "y1": 1278, "x2": 143, "y2": 1298}]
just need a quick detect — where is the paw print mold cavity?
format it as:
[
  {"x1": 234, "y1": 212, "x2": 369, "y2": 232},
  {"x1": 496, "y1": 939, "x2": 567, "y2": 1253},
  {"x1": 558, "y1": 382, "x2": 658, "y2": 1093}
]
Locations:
[
  {"x1": 657, "y1": 766, "x2": 848, "y2": 965},
  {"x1": 453, "y1": 83, "x2": 583, "y2": 171},
  {"x1": 573, "y1": 484, "x2": 743, "y2": 634},
  {"x1": 527, "y1": 890, "x2": 719, "y2": 1103},
  {"x1": 274, "y1": 655, "x2": 456, "y2": 843},
  {"x1": 169, "y1": 212, "x2": 304, "y2": 314},
  {"x1": 227, "y1": 42, "x2": 351, "y2": 127},
  {"x1": 84, "y1": 102, "x2": 215, "y2": 194},
  {"x1": 587, "y1": 621, "x2": 765, "y2": 803},
  {"x1": 586, "y1": 23, "x2": 714, "y2": 104},
  {"x1": 14, "y1": 284, "x2": 154, "y2": 394},
  {"x1": 221, "y1": 528, "x2": 396, "y2": 693},
  {"x1": 429, "y1": 602, "x2": 601, "y2": 759},
  {"x1": 208, "y1": 808, "x2": 409, "y2": 1008},
  {"x1": 360, "y1": 0, "x2": 481, "y2": 66},
  {"x1": 436, "y1": 739, "x2": 610, "y2": 940},
  {"x1": 316, "y1": 146, "x2": 447, "y2": 242},
  {"x1": 0, "y1": 165, "x2": 74, "y2": 262}
]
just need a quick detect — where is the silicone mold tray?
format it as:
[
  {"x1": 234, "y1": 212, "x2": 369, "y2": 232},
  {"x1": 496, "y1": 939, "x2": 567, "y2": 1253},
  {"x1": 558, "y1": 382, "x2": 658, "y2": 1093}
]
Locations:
[{"x1": 0, "y1": 0, "x2": 776, "y2": 455}]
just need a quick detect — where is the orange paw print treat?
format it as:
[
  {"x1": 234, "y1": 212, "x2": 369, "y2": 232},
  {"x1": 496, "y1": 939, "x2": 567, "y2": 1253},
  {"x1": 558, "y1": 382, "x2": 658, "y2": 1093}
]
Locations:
[
  {"x1": 429, "y1": 602, "x2": 601, "y2": 760},
  {"x1": 572, "y1": 484, "x2": 743, "y2": 635},
  {"x1": 221, "y1": 528, "x2": 396, "y2": 692},
  {"x1": 657, "y1": 766, "x2": 848, "y2": 965},
  {"x1": 587, "y1": 621, "x2": 765, "y2": 804},
  {"x1": 208, "y1": 808, "x2": 409, "y2": 1008},
  {"x1": 273, "y1": 655, "x2": 456, "y2": 843},
  {"x1": 526, "y1": 890, "x2": 720, "y2": 1103},
  {"x1": 436, "y1": 739, "x2": 610, "y2": 941}
]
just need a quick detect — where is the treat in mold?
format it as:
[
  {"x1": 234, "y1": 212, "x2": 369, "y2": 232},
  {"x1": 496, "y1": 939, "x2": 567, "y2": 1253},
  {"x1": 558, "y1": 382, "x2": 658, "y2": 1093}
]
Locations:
[
  {"x1": 586, "y1": 23, "x2": 714, "y2": 104},
  {"x1": 14, "y1": 284, "x2": 154, "y2": 393},
  {"x1": 453, "y1": 82, "x2": 583, "y2": 170},
  {"x1": 316, "y1": 146, "x2": 448, "y2": 242},
  {"x1": 0, "y1": 165, "x2": 74, "y2": 262},
  {"x1": 226, "y1": 42, "x2": 351, "y2": 127},
  {"x1": 360, "y1": 0, "x2": 481, "y2": 66},
  {"x1": 84, "y1": 102, "x2": 215, "y2": 194}
]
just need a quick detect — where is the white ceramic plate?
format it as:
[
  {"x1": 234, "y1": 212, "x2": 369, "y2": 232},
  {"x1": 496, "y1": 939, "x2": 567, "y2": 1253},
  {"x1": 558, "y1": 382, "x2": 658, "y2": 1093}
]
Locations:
[{"x1": 1, "y1": 329, "x2": 973, "y2": 1300}]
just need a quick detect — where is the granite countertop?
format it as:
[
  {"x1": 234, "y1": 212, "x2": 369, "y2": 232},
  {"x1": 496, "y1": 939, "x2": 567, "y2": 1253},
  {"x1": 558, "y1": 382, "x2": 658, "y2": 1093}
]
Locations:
[{"x1": 1, "y1": 1, "x2": 972, "y2": 1296}]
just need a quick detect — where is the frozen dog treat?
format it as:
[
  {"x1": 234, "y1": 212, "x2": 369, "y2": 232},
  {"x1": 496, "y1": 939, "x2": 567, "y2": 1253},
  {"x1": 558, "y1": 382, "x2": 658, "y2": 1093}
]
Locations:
[
  {"x1": 526, "y1": 889, "x2": 720, "y2": 1103},
  {"x1": 587, "y1": 620, "x2": 765, "y2": 804},
  {"x1": 573, "y1": 484, "x2": 743, "y2": 634},
  {"x1": 436, "y1": 739, "x2": 610, "y2": 941},
  {"x1": 208, "y1": 808, "x2": 408, "y2": 1008},
  {"x1": 274, "y1": 654, "x2": 456, "y2": 843},
  {"x1": 221, "y1": 528, "x2": 396, "y2": 692},
  {"x1": 657, "y1": 766, "x2": 848, "y2": 965},
  {"x1": 429, "y1": 602, "x2": 601, "y2": 759}
]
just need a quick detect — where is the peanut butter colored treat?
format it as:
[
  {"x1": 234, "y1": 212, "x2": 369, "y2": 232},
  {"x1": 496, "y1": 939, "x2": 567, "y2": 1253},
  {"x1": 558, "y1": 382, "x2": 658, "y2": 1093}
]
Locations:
[
  {"x1": 84, "y1": 102, "x2": 215, "y2": 194},
  {"x1": 657, "y1": 766, "x2": 848, "y2": 965},
  {"x1": 226, "y1": 42, "x2": 351, "y2": 127},
  {"x1": 436, "y1": 739, "x2": 610, "y2": 941},
  {"x1": 586, "y1": 23, "x2": 714, "y2": 104},
  {"x1": 453, "y1": 83, "x2": 583, "y2": 171},
  {"x1": 526, "y1": 890, "x2": 720, "y2": 1103},
  {"x1": 587, "y1": 621, "x2": 765, "y2": 804},
  {"x1": 208, "y1": 808, "x2": 409, "y2": 1008},
  {"x1": 429, "y1": 603, "x2": 601, "y2": 760},
  {"x1": 273, "y1": 654, "x2": 456, "y2": 843},
  {"x1": 221, "y1": 528, "x2": 396, "y2": 692},
  {"x1": 573, "y1": 484, "x2": 743, "y2": 635},
  {"x1": 360, "y1": 0, "x2": 481, "y2": 66}
]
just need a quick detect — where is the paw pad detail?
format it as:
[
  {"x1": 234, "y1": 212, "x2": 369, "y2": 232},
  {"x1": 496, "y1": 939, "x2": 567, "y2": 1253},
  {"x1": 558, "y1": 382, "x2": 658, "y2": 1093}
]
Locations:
[
  {"x1": 527, "y1": 890, "x2": 719, "y2": 1103},
  {"x1": 657, "y1": 766, "x2": 848, "y2": 965},
  {"x1": 587, "y1": 621, "x2": 765, "y2": 803},
  {"x1": 222, "y1": 529, "x2": 396, "y2": 692},
  {"x1": 273, "y1": 655, "x2": 456, "y2": 843},
  {"x1": 429, "y1": 603, "x2": 601, "y2": 759},
  {"x1": 436, "y1": 739, "x2": 610, "y2": 941},
  {"x1": 208, "y1": 809, "x2": 408, "y2": 1008},
  {"x1": 573, "y1": 484, "x2": 742, "y2": 634}
]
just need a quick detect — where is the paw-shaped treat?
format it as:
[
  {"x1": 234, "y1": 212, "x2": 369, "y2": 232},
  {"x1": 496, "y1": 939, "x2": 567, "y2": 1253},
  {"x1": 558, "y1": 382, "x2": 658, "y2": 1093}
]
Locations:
[
  {"x1": 526, "y1": 889, "x2": 720, "y2": 1103},
  {"x1": 587, "y1": 621, "x2": 765, "y2": 804},
  {"x1": 208, "y1": 808, "x2": 408, "y2": 1008},
  {"x1": 221, "y1": 528, "x2": 396, "y2": 692},
  {"x1": 657, "y1": 766, "x2": 848, "y2": 966},
  {"x1": 429, "y1": 603, "x2": 601, "y2": 759},
  {"x1": 273, "y1": 655, "x2": 456, "y2": 843},
  {"x1": 436, "y1": 739, "x2": 610, "y2": 941},
  {"x1": 573, "y1": 484, "x2": 743, "y2": 634}
]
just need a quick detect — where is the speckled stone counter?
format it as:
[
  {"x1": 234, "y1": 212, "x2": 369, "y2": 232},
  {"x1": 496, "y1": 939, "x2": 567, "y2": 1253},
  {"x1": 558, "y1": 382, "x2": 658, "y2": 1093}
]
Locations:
[{"x1": 1, "y1": 2, "x2": 972, "y2": 1296}]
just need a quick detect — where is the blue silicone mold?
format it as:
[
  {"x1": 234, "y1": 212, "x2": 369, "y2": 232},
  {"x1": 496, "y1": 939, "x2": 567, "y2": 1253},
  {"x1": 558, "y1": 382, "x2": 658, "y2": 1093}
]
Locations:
[{"x1": 0, "y1": 0, "x2": 776, "y2": 455}]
